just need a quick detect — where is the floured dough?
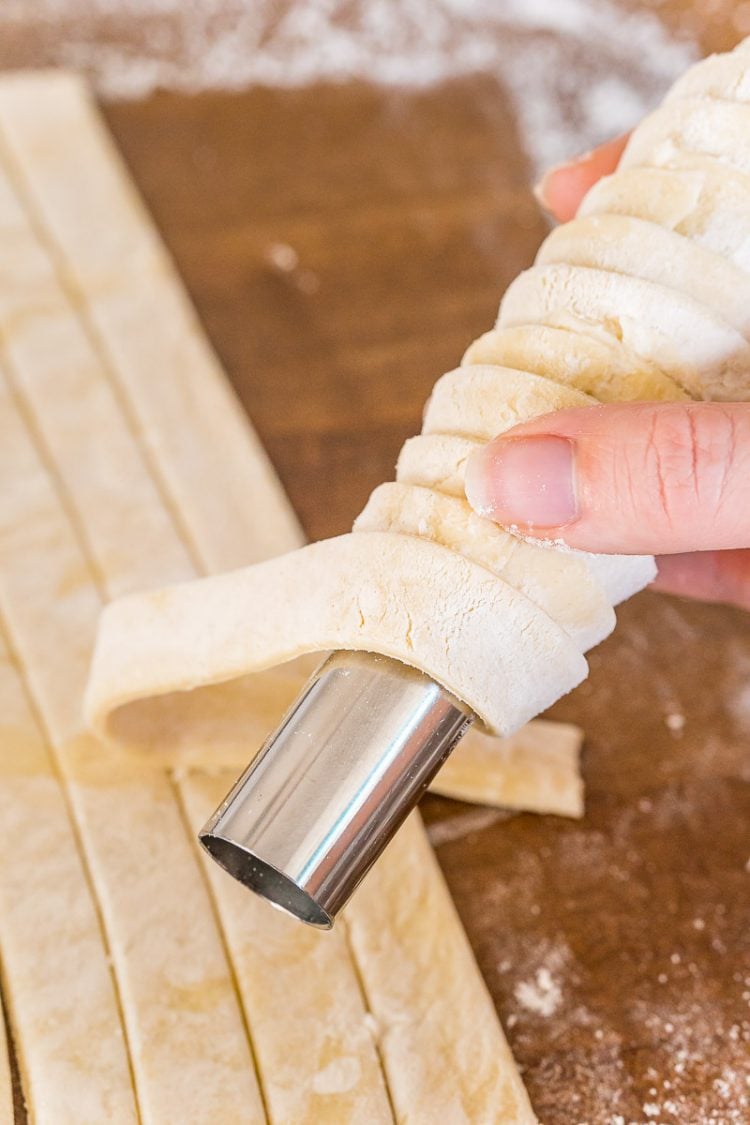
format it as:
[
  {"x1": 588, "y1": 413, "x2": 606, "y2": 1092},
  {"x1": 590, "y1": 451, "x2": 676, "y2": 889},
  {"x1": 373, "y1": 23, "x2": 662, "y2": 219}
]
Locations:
[
  {"x1": 344, "y1": 813, "x2": 538, "y2": 1124},
  {"x1": 579, "y1": 163, "x2": 750, "y2": 274},
  {"x1": 0, "y1": 70, "x2": 304, "y2": 576},
  {"x1": 622, "y1": 96, "x2": 750, "y2": 180},
  {"x1": 666, "y1": 47, "x2": 750, "y2": 104},
  {"x1": 422, "y1": 364, "x2": 594, "y2": 439},
  {"x1": 355, "y1": 483, "x2": 615, "y2": 650},
  {"x1": 395, "y1": 434, "x2": 656, "y2": 605},
  {"x1": 0, "y1": 635, "x2": 138, "y2": 1123},
  {"x1": 86, "y1": 531, "x2": 587, "y2": 738},
  {"x1": 499, "y1": 263, "x2": 750, "y2": 400},
  {"x1": 0, "y1": 68, "x2": 548, "y2": 1124},
  {"x1": 538, "y1": 213, "x2": 750, "y2": 340},
  {"x1": 462, "y1": 324, "x2": 687, "y2": 402},
  {"x1": 397, "y1": 432, "x2": 478, "y2": 496},
  {"x1": 179, "y1": 772, "x2": 394, "y2": 1124}
]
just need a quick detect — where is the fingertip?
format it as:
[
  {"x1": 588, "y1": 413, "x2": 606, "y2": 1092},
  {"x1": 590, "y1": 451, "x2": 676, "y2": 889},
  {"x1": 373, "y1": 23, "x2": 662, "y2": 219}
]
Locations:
[{"x1": 533, "y1": 133, "x2": 631, "y2": 222}]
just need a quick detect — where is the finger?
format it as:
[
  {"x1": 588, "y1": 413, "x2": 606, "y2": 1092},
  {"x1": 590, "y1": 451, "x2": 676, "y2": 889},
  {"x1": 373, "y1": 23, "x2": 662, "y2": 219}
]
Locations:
[
  {"x1": 534, "y1": 133, "x2": 631, "y2": 223},
  {"x1": 463, "y1": 402, "x2": 750, "y2": 555},
  {"x1": 652, "y1": 550, "x2": 750, "y2": 611}
]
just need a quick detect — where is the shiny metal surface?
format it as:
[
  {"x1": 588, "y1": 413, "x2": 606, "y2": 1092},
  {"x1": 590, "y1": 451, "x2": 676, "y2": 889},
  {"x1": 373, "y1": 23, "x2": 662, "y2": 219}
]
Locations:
[{"x1": 200, "y1": 651, "x2": 473, "y2": 927}]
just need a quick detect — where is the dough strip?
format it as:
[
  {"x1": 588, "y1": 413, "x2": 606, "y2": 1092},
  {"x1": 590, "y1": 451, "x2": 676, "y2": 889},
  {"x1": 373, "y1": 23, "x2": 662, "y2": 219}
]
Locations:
[
  {"x1": 0, "y1": 73, "x2": 538, "y2": 1121},
  {"x1": 0, "y1": 374, "x2": 266, "y2": 1121},
  {"x1": 0, "y1": 81, "x2": 395, "y2": 1124}
]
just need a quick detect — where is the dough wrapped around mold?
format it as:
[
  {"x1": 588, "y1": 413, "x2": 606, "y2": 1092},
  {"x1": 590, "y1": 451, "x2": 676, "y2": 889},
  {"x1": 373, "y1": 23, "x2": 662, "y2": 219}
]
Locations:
[
  {"x1": 579, "y1": 164, "x2": 750, "y2": 274},
  {"x1": 539, "y1": 213, "x2": 750, "y2": 340},
  {"x1": 355, "y1": 482, "x2": 615, "y2": 651},
  {"x1": 85, "y1": 531, "x2": 588, "y2": 745},
  {"x1": 499, "y1": 263, "x2": 750, "y2": 400},
  {"x1": 462, "y1": 324, "x2": 686, "y2": 402}
]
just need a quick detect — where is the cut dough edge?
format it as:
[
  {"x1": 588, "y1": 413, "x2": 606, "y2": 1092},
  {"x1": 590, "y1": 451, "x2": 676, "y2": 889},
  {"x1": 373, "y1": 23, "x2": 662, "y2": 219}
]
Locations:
[
  {"x1": 432, "y1": 717, "x2": 584, "y2": 818},
  {"x1": 85, "y1": 531, "x2": 588, "y2": 742}
]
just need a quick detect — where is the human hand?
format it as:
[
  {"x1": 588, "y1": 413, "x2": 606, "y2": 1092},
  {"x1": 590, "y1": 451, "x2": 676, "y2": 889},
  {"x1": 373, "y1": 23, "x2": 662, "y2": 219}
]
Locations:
[{"x1": 464, "y1": 137, "x2": 750, "y2": 611}]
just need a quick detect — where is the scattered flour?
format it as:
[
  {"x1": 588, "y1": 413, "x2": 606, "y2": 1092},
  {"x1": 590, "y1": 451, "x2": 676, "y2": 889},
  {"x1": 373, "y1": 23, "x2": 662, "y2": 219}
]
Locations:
[
  {"x1": 0, "y1": 0, "x2": 698, "y2": 170},
  {"x1": 514, "y1": 965, "x2": 563, "y2": 1018},
  {"x1": 426, "y1": 806, "x2": 510, "y2": 847},
  {"x1": 664, "y1": 711, "x2": 686, "y2": 733}
]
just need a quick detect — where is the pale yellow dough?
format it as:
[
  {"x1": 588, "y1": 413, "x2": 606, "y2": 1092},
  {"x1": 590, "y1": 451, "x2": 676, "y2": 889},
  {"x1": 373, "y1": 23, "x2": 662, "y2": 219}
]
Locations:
[
  {"x1": 433, "y1": 718, "x2": 584, "y2": 818},
  {"x1": 355, "y1": 483, "x2": 615, "y2": 650},
  {"x1": 579, "y1": 163, "x2": 750, "y2": 274},
  {"x1": 344, "y1": 813, "x2": 538, "y2": 1124},
  {"x1": 499, "y1": 262, "x2": 750, "y2": 400},
  {"x1": 86, "y1": 531, "x2": 587, "y2": 739},
  {"x1": 462, "y1": 324, "x2": 687, "y2": 402},
  {"x1": 395, "y1": 434, "x2": 656, "y2": 606},
  {"x1": 538, "y1": 213, "x2": 750, "y2": 340}
]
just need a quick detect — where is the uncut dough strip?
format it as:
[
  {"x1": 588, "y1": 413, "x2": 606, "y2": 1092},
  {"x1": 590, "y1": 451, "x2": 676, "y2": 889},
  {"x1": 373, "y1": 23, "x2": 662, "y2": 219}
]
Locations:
[
  {"x1": 178, "y1": 772, "x2": 393, "y2": 1124},
  {"x1": 0, "y1": 373, "x2": 266, "y2": 1124},
  {"x1": 0, "y1": 73, "x2": 543, "y2": 1123},
  {"x1": 0, "y1": 628, "x2": 137, "y2": 1123},
  {"x1": 0, "y1": 89, "x2": 392, "y2": 1125},
  {"x1": 0, "y1": 71, "x2": 304, "y2": 575}
]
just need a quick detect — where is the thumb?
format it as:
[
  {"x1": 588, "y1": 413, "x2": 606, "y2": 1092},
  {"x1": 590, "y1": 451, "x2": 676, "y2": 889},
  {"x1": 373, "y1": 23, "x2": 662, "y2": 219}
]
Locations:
[{"x1": 464, "y1": 402, "x2": 750, "y2": 555}]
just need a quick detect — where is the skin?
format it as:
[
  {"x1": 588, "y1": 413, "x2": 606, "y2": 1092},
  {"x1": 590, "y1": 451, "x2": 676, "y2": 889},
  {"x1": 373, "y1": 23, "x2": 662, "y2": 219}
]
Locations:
[{"x1": 465, "y1": 135, "x2": 750, "y2": 611}]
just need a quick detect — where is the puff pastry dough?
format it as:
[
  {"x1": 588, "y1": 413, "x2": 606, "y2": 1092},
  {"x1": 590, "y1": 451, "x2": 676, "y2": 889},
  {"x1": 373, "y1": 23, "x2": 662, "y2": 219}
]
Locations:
[{"x1": 88, "y1": 45, "x2": 750, "y2": 756}]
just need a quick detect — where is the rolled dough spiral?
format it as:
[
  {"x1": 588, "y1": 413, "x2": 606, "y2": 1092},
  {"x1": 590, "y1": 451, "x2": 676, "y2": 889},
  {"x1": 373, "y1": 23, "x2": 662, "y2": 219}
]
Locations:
[{"x1": 86, "y1": 41, "x2": 750, "y2": 742}]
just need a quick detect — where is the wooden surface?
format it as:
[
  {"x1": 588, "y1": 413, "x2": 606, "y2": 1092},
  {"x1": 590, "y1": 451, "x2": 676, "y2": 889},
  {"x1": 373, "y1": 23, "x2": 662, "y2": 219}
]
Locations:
[{"x1": 5, "y1": 4, "x2": 750, "y2": 1122}]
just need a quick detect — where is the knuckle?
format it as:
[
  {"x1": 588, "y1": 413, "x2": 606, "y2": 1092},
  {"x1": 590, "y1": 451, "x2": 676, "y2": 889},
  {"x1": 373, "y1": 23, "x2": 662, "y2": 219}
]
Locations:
[{"x1": 640, "y1": 405, "x2": 738, "y2": 527}]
